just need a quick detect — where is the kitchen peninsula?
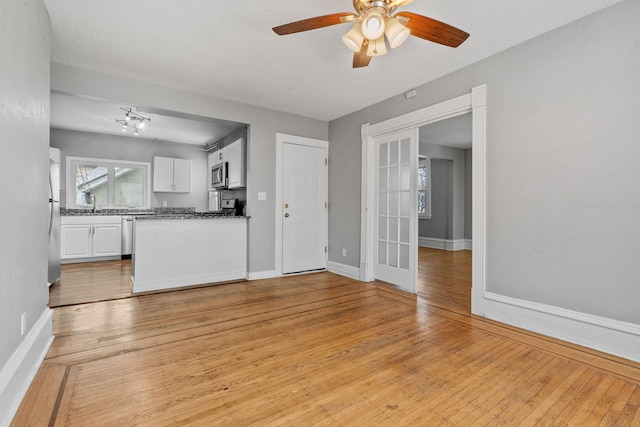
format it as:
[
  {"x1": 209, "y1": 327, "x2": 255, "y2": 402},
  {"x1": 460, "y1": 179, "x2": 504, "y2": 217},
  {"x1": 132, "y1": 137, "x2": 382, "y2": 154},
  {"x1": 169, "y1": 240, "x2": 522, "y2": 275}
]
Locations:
[{"x1": 131, "y1": 214, "x2": 247, "y2": 293}]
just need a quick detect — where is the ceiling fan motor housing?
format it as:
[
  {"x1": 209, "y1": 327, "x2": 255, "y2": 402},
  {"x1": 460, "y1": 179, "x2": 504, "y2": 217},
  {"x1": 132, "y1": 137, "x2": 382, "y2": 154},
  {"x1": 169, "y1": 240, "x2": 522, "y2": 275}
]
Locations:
[{"x1": 353, "y1": 0, "x2": 397, "y2": 16}]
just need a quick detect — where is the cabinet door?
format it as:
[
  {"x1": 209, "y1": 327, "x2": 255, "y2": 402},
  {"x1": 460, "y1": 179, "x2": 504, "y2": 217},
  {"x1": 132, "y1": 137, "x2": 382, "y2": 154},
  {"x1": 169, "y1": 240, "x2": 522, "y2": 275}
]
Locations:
[
  {"x1": 93, "y1": 224, "x2": 122, "y2": 256},
  {"x1": 61, "y1": 224, "x2": 92, "y2": 259},
  {"x1": 209, "y1": 150, "x2": 221, "y2": 165},
  {"x1": 226, "y1": 139, "x2": 246, "y2": 189},
  {"x1": 173, "y1": 159, "x2": 191, "y2": 192},
  {"x1": 153, "y1": 156, "x2": 174, "y2": 192}
]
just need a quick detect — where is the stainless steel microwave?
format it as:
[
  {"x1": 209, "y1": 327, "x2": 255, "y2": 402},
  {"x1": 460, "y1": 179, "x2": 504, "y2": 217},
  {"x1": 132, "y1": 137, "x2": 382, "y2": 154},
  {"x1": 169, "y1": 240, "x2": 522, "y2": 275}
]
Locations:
[{"x1": 210, "y1": 162, "x2": 228, "y2": 189}]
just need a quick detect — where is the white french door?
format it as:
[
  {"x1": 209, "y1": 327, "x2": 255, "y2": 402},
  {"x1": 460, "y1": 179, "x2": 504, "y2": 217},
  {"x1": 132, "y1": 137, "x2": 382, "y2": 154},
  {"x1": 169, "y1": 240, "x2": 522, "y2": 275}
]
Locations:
[
  {"x1": 282, "y1": 142, "x2": 327, "y2": 274},
  {"x1": 373, "y1": 128, "x2": 418, "y2": 291}
]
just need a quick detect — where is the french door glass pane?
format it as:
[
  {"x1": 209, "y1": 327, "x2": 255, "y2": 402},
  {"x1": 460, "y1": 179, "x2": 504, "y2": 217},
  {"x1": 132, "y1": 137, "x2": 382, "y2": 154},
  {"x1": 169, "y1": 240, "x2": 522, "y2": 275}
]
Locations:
[
  {"x1": 378, "y1": 216, "x2": 387, "y2": 240},
  {"x1": 388, "y1": 192, "x2": 398, "y2": 216},
  {"x1": 379, "y1": 143, "x2": 388, "y2": 166},
  {"x1": 390, "y1": 140, "x2": 399, "y2": 165},
  {"x1": 389, "y1": 165, "x2": 399, "y2": 190},
  {"x1": 399, "y1": 244, "x2": 409, "y2": 270},
  {"x1": 400, "y1": 191, "x2": 410, "y2": 216},
  {"x1": 389, "y1": 217, "x2": 398, "y2": 242},
  {"x1": 400, "y1": 138, "x2": 410, "y2": 164},
  {"x1": 378, "y1": 241, "x2": 387, "y2": 264},
  {"x1": 379, "y1": 166, "x2": 388, "y2": 191},
  {"x1": 388, "y1": 242, "x2": 398, "y2": 267}
]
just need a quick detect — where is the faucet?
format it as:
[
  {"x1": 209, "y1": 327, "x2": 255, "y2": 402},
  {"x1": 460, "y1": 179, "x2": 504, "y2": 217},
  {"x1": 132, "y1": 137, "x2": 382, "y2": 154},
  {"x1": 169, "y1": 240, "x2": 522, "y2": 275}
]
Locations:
[{"x1": 90, "y1": 195, "x2": 96, "y2": 213}]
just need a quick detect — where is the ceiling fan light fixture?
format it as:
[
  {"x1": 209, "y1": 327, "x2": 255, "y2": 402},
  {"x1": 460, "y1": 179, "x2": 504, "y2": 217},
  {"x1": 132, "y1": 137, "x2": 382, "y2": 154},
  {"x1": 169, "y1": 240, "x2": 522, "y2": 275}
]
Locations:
[
  {"x1": 385, "y1": 17, "x2": 410, "y2": 48},
  {"x1": 361, "y1": 9, "x2": 385, "y2": 40},
  {"x1": 342, "y1": 23, "x2": 365, "y2": 52},
  {"x1": 366, "y1": 35, "x2": 387, "y2": 57}
]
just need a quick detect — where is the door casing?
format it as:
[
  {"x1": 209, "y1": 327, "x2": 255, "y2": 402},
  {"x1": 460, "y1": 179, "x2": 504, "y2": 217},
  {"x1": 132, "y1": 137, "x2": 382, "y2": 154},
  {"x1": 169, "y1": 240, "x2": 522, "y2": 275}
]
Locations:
[{"x1": 360, "y1": 85, "x2": 487, "y2": 314}]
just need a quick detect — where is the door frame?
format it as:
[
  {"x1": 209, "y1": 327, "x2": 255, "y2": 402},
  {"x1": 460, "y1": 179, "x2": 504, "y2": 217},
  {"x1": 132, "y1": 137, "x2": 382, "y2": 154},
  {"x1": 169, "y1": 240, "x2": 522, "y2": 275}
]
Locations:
[
  {"x1": 275, "y1": 133, "x2": 329, "y2": 277},
  {"x1": 360, "y1": 85, "x2": 487, "y2": 312}
]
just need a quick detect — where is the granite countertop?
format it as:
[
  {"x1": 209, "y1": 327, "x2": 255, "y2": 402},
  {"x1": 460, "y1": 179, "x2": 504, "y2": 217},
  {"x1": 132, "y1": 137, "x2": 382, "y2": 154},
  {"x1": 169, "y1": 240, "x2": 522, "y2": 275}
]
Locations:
[
  {"x1": 61, "y1": 207, "x2": 248, "y2": 220},
  {"x1": 134, "y1": 213, "x2": 247, "y2": 220},
  {"x1": 61, "y1": 207, "x2": 196, "y2": 216}
]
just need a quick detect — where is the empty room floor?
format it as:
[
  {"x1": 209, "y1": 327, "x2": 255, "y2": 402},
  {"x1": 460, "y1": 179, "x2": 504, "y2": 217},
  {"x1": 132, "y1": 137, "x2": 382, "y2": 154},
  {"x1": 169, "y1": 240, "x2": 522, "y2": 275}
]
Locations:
[{"x1": 15, "y1": 262, "x2": 640, "y2": 425}]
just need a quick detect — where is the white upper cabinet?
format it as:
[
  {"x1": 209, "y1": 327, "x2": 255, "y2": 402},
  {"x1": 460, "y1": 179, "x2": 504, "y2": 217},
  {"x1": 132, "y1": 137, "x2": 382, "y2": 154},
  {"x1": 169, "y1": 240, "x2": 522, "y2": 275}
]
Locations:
[
  {"x1": 153, "y1": 156, "x2": 191, "y2": 193},
  {"x1": 224, "y1": 138, "x2": 246, "y2": 189}
]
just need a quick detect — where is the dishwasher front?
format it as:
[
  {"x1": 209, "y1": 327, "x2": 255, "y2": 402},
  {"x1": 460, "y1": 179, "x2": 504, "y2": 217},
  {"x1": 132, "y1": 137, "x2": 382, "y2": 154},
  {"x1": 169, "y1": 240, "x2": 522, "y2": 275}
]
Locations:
[{"x1": 122, "y1": 216, "x2": 133, "y2": 258}]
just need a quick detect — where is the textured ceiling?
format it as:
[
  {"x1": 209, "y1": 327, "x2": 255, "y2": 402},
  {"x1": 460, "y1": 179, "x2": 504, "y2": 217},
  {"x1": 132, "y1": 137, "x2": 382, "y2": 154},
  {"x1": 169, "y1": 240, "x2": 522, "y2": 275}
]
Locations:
[{"x1": 43, "y1": 0, "x2": 624, "y2": 122}]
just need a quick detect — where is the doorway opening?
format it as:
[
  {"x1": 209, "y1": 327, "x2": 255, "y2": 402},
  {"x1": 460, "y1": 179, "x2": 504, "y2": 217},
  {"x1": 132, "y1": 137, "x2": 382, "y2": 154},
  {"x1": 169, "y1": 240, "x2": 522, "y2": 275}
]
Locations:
[
  {"x1": 360, "y1": 85, "x2": 486, "y2": 316},
  {"x1": 417, "y1": 112, "x2": 473, "y2": 313}
]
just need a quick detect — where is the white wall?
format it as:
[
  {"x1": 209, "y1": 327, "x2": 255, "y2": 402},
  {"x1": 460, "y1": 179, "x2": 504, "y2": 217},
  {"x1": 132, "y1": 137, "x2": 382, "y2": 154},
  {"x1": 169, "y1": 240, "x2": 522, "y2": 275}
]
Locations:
[
  {"x1": 328, "y1": 0, "x2": 640, "y2": 326},
  {"x1": 0, "y1": 0, "x2": 53, "y2": 424},
  {"x1": 51, "y1": 64, "x2": 328, "y2": 275}
]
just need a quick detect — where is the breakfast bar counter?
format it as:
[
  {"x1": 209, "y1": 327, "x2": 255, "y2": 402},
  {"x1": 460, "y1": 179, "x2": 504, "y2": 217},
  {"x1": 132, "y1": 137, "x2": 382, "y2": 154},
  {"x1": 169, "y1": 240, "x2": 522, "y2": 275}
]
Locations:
[{"x1": 131, "y1": 216, "x2": 247, "y2": 293}]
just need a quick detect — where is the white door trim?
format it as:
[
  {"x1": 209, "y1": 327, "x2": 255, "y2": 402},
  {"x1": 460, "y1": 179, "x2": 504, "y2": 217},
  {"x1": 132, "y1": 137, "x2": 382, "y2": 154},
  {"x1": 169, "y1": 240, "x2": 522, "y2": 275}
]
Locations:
[
  {"x1": 275, "y1": 133, "x2": 329, "y2": 277},
  {"x1": 360, "y1": 85, "x2": 487, "y2": 309}
]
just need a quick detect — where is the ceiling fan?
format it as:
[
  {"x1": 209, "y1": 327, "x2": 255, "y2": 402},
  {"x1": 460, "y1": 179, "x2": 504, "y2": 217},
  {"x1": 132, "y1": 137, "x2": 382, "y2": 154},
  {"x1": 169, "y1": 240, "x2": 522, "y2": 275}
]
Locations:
[{"x1": 272, "y1": 0, "x2": 469, "y2": 68}]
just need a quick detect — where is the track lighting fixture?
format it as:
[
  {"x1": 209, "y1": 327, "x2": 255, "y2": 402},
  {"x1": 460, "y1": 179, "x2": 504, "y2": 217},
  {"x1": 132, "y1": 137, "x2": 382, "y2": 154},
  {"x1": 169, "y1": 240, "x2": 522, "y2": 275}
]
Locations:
[{"x1": 116, "y1": 107, "x2": 150, "y2": 136}]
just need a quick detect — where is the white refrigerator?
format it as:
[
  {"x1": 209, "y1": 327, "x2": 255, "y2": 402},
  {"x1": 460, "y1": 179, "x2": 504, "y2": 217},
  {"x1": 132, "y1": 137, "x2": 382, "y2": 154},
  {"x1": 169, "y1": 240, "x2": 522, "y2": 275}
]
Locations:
[{"x1": 48, "y1": 147, "x2": 61, "y2": 286}]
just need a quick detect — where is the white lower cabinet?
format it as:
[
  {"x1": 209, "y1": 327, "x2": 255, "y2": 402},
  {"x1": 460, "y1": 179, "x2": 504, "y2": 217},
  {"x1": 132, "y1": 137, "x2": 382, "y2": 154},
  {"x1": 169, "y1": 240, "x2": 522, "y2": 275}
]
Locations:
[{"x1": 61, "y1": 216, "x2": 122, "y2": 261}]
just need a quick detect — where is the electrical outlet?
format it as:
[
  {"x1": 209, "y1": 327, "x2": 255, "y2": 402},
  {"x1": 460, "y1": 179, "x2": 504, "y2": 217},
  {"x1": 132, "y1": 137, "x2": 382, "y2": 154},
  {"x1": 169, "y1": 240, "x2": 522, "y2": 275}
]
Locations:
[
  {"x1": 342, "y1": 248, "x2": 347, "y2": 257},
  {"x1": 21, "y1": 312, "x2": 26, "y2": 336},
  {"x1": 162, "y1": 200, "x2": 168, "y2": 207}
]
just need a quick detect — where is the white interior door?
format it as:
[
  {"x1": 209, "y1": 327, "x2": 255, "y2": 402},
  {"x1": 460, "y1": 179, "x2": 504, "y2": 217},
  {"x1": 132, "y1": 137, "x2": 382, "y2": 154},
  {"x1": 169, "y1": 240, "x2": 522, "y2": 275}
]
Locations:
[
  {"x1": 282, "y1": 143, "x2": 327, "y2": 274},
  {"x1": 374, "y1": 128, "x2": 418, "y2": 291}
]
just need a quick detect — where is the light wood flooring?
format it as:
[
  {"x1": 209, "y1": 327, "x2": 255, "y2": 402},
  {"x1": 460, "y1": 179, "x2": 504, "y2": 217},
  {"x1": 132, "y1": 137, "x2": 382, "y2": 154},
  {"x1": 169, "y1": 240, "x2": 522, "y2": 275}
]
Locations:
[
  {"x1": 49, "y1": 260, "x2": 134, "y2": 307},
  {"x1": 13, "y1": 250, "x2": 640, "y2": 425}
]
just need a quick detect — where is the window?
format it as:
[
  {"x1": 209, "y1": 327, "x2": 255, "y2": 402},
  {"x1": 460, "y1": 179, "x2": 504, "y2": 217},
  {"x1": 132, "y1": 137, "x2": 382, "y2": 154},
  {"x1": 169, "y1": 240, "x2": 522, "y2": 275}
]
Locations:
[
  {"x1": 418, "y1": 157, "x2": 431, "y2": 219},
  {"x1": 67, "y1": 156, "x2": 151, "y2": 209}
]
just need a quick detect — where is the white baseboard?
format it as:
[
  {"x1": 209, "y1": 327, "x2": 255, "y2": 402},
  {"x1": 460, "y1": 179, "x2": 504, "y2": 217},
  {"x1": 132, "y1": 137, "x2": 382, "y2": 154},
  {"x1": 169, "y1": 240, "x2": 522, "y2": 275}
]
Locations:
[
  {"x1": 132, "y1": 271, "x2": 247, "y2": 293},
  {"x1": 0, "y1": 308, "x2": 54, "y2": 427},
  {"x1": 474, "y1": 291, "x2": 640, "y2": 363},
  {"x1": 327, "y1": 261, "x2": 361, "y2": 280},
  {"x1": 418, "y1": 237, "x2": 471, "y2": 251},
  {"x1": 247, "y1": 270, "x2": 277, "y2": 281},
  {"x1": 463, "y1": 239, "x2": 472, "y2": 250}
]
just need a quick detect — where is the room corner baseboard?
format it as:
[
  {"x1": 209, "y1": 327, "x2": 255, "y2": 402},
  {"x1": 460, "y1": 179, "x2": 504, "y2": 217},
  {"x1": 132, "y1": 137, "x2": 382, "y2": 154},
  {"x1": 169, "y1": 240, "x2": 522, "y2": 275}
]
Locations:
[
  {"x1": 247, "y1": 270, "x2": 277, "y2": 281},
  {"x1": 327, "y1": 261, "x2": 361, "y2": 281},
  {"x1": 0, "y1": 308, "x2": 54, "y2": 427},
  {"x1": 479, "y1": 292, "x2": 640, "y2": 363},
  {"x1": 418, "y1": 237, "x2": 471, "y2": 251}
]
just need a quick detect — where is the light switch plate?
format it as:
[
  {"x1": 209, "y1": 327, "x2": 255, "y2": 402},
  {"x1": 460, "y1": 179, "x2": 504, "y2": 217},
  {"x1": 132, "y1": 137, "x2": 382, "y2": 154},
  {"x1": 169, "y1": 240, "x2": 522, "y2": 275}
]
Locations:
[{"x1": 258, "y1": 192, "x2": 266, "y2": 201}]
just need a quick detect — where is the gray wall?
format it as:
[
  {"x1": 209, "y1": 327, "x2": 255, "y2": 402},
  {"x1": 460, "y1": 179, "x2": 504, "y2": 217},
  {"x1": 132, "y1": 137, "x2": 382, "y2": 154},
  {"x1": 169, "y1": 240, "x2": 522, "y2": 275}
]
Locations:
[
  {"x1": 328, "y1": 0, "x2": 640, "y2": 325},
  {"x1": 464, "y1": 149, "x2": 472, "y2": 240},
  {"x1": 418, "y1": 143, "x2": 466, "y2": 240},
  {"x1": 419, "y1": 159, "x2": 453, "y2": 239},
  {"x1": 0, "y1": 0, "x2": 50, "y2": 405},
  {"x1": 51, "y1": 64, "x2": 328, "y2": 274},
  {"x1": 51, "y1": 128, "x2": 211, "y2": 210}
]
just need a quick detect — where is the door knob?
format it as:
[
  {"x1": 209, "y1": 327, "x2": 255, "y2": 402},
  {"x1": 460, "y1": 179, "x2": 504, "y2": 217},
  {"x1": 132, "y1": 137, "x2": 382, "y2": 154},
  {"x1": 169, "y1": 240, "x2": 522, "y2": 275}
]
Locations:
[{"x1": 284, "y1": 213, "x2": 290, "y2": 218}]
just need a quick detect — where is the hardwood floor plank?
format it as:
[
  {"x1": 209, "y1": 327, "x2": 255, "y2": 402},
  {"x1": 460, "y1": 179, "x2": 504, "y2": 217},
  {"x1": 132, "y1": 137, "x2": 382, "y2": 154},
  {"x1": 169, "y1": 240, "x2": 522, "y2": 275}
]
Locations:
[{"x1": 8, "y1": 252, "x2": 636, "y2": 426}]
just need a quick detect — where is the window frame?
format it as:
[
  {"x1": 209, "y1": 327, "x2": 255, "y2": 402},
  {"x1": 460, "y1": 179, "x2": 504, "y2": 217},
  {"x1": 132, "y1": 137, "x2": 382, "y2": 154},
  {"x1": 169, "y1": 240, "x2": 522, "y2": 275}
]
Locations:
[
  {"x1": 66, "y1": 156, "x2": 151, "y2": 210},
  {"x1": 418, "y1": 156, "x2": 431, "y2": 219}
]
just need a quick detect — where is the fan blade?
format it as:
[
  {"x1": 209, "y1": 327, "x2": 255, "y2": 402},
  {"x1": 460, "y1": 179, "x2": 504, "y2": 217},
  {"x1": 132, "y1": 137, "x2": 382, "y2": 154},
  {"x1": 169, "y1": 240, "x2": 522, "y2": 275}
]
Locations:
[
  {"x1": 353, "y1": 40, "x2": 372, "y2": 68},
  {"x1": 395, "y1": 12, "x2": 469, "y2": 47},
  {"x1": 273, "y1": 13, "x2": 356, "y2": 35}
]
